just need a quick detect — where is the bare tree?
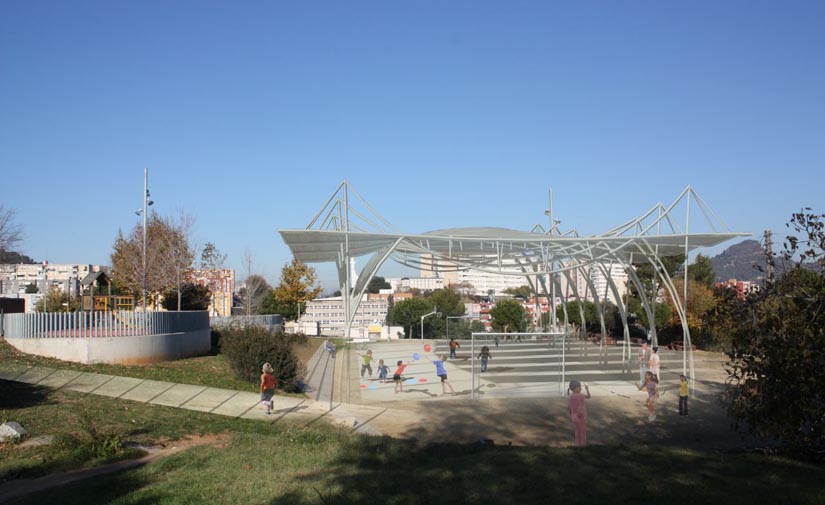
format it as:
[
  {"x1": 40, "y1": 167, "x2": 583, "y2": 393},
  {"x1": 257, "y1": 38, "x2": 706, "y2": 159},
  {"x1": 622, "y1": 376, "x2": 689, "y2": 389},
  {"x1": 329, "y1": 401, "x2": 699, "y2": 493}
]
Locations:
[
  {"x1": 200, "y1": 242, "x2": 228, "y2": 315},
  {"x1": 110, "y1": 211, "x2": 196, "y2": 308},
  {"x1": 0, "y1": 204, "x2": 23, "y2": 253},
  {"x1": 240, "y1": 249, "x2": 271, "y2": 316},
  {"x1": 159, "y1": 211, "x2": 197, "y2": 310}
]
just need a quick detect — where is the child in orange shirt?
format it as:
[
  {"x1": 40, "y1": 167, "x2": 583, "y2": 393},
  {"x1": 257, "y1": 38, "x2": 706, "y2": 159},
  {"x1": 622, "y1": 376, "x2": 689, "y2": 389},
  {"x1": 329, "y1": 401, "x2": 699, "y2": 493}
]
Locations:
[
  {"x1": 393, "y1": 360, "x2": 407, "y2": 393},
  {"x1": 260, "y1": 362, "x2": 277, "y2": 414}
]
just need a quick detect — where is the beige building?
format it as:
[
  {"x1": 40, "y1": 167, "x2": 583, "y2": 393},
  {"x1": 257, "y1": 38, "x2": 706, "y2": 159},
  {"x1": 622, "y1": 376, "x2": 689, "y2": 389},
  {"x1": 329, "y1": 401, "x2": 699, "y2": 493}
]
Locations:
[{"x1": 188, "y1": 268, "x2": 235, "y2": 316}]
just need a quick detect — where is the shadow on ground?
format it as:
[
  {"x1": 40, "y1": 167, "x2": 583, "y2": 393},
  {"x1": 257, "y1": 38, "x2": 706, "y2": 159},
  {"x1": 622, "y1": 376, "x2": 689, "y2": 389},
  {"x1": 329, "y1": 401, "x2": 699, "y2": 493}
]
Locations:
[
  {"x1": 268, "y1": 436, "x2": 816, "y2": 505},
  {"x1": 0, "y1": 379, "x2": 51, "y2": 410},
  {"x1": 4, "y1": 471, "x2": 158, "y2": 505}
]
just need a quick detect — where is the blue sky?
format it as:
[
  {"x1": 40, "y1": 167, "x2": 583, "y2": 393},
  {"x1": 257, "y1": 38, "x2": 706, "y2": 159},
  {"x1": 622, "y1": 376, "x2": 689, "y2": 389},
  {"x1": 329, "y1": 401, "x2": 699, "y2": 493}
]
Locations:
[{"x1": 1, "y1": 1, "x2": 823, "y2": 291}]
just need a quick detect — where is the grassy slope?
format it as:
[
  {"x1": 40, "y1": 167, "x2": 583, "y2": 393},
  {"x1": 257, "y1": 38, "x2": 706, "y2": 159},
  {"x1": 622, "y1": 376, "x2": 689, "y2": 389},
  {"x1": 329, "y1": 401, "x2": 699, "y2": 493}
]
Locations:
[{"x1": 0, "y1": 337, "x2": 324, "y2": 393}]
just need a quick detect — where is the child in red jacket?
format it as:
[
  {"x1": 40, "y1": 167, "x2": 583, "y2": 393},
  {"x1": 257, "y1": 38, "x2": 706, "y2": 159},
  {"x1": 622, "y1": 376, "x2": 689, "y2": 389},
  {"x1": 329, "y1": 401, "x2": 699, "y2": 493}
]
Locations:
[{"x1": 261, "y1": 362, "x2": 277, "y2": 414}]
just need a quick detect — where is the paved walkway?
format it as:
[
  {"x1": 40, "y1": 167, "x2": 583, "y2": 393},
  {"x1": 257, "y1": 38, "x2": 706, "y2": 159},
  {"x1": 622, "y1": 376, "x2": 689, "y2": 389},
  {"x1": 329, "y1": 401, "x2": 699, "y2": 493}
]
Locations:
[{"x1": 0, "y1": 356, "x2": 384, "y2": 436}]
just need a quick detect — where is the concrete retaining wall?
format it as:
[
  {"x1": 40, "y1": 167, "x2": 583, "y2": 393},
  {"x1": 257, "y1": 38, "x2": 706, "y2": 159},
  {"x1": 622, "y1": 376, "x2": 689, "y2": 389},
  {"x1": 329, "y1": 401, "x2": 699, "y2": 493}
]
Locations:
[{"x1": 5, "y1": 329, "x2": 211, "y2": 365}]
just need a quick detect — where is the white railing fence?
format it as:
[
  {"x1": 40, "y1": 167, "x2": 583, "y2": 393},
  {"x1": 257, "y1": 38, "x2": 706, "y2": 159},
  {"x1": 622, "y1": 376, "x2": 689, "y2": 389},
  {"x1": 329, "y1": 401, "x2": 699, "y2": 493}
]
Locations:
[
  {"x1": 1, "y1": 311, "x2": 209, "y2": 339},
  {"x1": 210, "y1": 314, "x2": 283, "y2": 331}
]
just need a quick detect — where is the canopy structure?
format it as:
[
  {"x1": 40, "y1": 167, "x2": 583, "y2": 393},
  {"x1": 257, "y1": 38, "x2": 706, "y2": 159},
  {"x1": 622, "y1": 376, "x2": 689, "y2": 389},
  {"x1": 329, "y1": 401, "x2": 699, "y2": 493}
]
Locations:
[{"x1": 279, "y1": 180, "x2": 749, "y2": 377}]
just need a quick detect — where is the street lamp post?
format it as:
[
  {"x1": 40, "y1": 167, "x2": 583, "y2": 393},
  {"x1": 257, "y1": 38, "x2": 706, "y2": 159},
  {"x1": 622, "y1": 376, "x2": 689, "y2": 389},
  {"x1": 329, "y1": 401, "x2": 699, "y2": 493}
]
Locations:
[{"x1": 135, "y1": 168, "x2": 154, "y2": 310}]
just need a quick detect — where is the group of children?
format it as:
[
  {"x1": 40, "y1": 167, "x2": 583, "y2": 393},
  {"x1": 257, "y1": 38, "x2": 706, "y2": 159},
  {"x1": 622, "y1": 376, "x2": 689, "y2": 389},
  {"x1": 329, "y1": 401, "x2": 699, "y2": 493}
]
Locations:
[
  {"x1": 261, "y1": 341, "x2": 693, "y2": 444},
  {"x1": 358, "y1": 349, "x2": 456, "y2": 395},
  {"x1": 568, "y1": 371, "x2": 690, "y2": 446}
]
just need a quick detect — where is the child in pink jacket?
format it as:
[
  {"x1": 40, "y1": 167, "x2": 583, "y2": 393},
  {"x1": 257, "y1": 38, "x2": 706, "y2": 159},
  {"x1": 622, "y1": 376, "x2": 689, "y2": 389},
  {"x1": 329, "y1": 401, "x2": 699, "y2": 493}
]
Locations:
[{"x1": 568, "y1": 380, "x2": 591, "y2": 446}]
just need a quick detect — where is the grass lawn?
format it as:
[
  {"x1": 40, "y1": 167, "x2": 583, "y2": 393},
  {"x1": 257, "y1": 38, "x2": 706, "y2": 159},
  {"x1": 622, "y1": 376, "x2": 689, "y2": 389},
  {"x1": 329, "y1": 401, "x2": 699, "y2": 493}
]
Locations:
[
  {"x1": 0, "y1": 337, "x2": 325, "y2": 394},
  {"x1": 2, "y1": 380, "x2": 824, "y2": 505}
]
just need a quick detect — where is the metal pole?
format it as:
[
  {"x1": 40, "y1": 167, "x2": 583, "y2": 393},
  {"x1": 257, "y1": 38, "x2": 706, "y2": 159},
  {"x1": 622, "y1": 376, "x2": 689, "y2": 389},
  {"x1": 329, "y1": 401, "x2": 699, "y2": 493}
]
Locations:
[
  {"x1": 683, "y1": 190, "x2": 690, "y2": 376},
  {"x1": 471, "y1": 331, "x2": 475, "y2": 399},
  {"x1": 561, "y1": 331, "x2": 566, "y2": 396},
  {"x1": 142, "y1": 167, "x2": 148, "y2": 311}
]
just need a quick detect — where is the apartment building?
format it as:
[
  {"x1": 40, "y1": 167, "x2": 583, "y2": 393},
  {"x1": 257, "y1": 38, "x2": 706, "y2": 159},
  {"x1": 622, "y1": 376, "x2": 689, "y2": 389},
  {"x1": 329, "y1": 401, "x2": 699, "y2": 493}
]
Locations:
[
  {"x1": 301, "y1": 294, "x2": 389, "y2": 327},
  {"x1": 385, "y1": 276, "x2": 445, "y2": 292},
  {"x1": 0, "y1": 262, "x2": 106, "y2": 298},
  {"x1": 188, "y1": 268, "x2": 235, "y2": 316},
  {"x1": 574, "y1": 262, "x2": 629, "y2": 306},
  {"x1": 419, "y1": 254, "x2": 543, "y2": 296}
]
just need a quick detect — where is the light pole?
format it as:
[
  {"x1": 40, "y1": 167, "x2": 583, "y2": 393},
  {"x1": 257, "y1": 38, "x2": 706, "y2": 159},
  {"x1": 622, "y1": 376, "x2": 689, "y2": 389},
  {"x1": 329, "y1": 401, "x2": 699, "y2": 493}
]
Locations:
[
  {"x1": 135, "y1": 168, "x2": 153, "y2": 310},
  {"x1": 544, "y1": 188, "x2": 561, "y2": 331},
  {"x1": 420, "y1": 308, "x2": 440, "y2": 341}
]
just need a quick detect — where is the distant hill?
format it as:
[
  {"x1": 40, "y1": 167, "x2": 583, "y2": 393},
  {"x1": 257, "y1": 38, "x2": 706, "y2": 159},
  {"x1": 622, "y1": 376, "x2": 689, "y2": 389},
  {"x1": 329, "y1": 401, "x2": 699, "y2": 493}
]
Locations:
[
  {"x1": 710, "y1": 239, "x2": 767, "y2": 283},
  {"x1": 0, "y1": 249, "x2": 36, "y2": 264}
]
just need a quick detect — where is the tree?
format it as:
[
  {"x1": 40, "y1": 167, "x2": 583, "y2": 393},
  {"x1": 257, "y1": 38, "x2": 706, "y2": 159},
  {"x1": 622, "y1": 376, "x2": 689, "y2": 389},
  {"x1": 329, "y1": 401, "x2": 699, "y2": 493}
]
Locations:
[
  {"x1": 704, "y1": 285, "x2": 749, "y2": 351},
  {"x1": 198, "y1": 242, "x2": 228, "y2": 315},
  {"x1": 238, "y1": 274, "x2": 272, "y2": 316},
  {"x1": 161, "y1": 282, "x2": 211, "y2": 311},
  {"x1": 626, "y1": 297, "x2": 672, "y2": 333},
  {"x1": 110, "y1": 211, "x2": 195, "y2": 308},
  {"x1": 367, "y1": 276, "x2": 391, "y2": 294},
  {"x1": 389, "y1": 297, "x2": 434, "y2": 338},
  {"x1": 661, "y1": 278, "x2": 716, "y2": 344},
  {"x1": 159, "y1": 212, "x2": 197, "y2": 312},
  {"x1": 490, "y1": 299, "x2": 525, "y2": 333},
  {"x1": 24, "y1": 283, "x2": 38, "y2": 294},
  {"x1": 726, "y1": 209, "x2": 825, "y2": 454},
  {"x1": 200, "y1": 242, "x2": 227, "y2": 270},
  {"x1": 628, "y1": 254, "x2": 685, "y2": 309},
  {"x1": 0, "y1": 204, "x2": 23, "y2": 254},
  {"x1": 551, "y1": 300, "x2": 602, "y2": 333},
  {"x1": 503, "y1": 285, "x2": 533, "y2": 299},
  {"x1": 426, "y1": 288, "x2": 465, "y2": 318},
  {"x1": 688, "y1": 254, "x2": 716, "y2": 288},
  {"x1": 35, "y1": 287, "x2": 80, "y2": 312},
  {"x1": 273, "y1": 259, "x2": 323, "y2": 321},
  {"x1": 0, "y1": 250, "x2": 35, "y2": 264}
]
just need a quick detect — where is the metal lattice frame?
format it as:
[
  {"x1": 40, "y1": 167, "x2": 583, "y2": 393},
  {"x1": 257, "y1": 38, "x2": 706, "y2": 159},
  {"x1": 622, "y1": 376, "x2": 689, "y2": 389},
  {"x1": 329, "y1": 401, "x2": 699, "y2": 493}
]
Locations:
[{"x1": 279, "y1": 181, "x2": 749, "y2": 379}]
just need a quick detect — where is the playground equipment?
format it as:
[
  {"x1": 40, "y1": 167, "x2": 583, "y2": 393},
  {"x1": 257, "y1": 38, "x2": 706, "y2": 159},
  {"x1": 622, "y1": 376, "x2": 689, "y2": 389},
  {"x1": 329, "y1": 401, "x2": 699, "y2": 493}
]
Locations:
[{"x1": 80, "y1": 271, "x2": 135, "y2": 312}]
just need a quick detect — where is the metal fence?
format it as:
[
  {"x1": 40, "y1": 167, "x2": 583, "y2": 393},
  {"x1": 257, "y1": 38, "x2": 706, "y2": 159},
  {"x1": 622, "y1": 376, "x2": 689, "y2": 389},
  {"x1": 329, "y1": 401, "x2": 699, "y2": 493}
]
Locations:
[
  {"x1": 1, "y1": 311, "x2": 209, "y2": 339},
  {"x1": 210, "y1": 314, "x2": 283, "y2": 332}
]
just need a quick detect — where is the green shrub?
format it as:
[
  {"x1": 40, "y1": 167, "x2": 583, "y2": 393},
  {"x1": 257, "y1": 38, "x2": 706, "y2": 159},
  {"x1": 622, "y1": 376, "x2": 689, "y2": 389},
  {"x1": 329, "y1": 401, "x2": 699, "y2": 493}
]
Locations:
[
  {"x1": 219, "y1": 324, "x2": 305, "y2": 393},
  {"x1": 210, "y1": 328, "x2": 223, "y2": 353}
]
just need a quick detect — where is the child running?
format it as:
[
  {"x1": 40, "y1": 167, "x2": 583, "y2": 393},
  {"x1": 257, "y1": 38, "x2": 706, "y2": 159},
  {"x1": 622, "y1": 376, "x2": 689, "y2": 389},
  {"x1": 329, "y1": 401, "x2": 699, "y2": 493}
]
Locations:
[
  {"x1": 568, "y1": 380, "x2": 591, "y2": 446},
  {"x1": 393, "y1": 360, "x2": 407, "y2": 393},
  {"x1": 432, "y1": 354, "x2": 455, "y2": 395},
  {"x1": 478, "y1": 346, "x2": 492, "y2": 372},
  {"x1": 260, "y1": 362, "x2": 277, "y2": 415},
  {"x1": 359, "y1": 350, "x2": 374, "y2": 379},
  {"x1": 377, "y1": 359, "x2": 390, "y2": 383},
  {"x1": 637, "y1": 371, "x2": 659, "y2": 421}
]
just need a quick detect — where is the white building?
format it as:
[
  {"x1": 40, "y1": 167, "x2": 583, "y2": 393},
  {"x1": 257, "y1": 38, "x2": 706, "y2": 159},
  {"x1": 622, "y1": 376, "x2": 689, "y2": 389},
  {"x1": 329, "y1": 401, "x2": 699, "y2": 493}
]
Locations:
[
  {"x1": 385, "y1": 276, "x2": 445, "y2": 292},
  {"x1": 419, "y1": 254, "x2": 543, "y2": 296},
  {"x1": 301, "y1": 295, "x2": 389, "y2": 328},
  {"x1": 577, "y1": 262, "x2": 628, "y2": 306}
]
